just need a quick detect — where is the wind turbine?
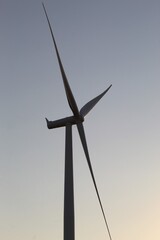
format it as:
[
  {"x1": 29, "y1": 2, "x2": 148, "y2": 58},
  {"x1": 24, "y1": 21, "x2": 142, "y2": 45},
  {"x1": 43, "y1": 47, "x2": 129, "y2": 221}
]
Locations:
[{"x1": 42, "y1": 3, "x2": 113, "y2": 240}]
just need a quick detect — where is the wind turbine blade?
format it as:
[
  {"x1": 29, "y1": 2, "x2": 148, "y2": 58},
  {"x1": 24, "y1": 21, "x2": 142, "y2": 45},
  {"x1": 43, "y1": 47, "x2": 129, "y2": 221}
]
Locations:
[
  {"x1": 77, "y1": 122, "x2": 113, "y2": 240},
  {"x1": 80, "y1": 84, "x2": 112, "y2": 117},
  {"x1": 42, "y1": 3, "x2": 80, "y2": 117}
]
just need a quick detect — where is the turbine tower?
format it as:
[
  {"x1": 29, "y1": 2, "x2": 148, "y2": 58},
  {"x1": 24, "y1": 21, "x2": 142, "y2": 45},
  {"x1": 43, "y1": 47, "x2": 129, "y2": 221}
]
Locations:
[{"x1": 42, "y1": 3, "x2": 113, "y2": 240}]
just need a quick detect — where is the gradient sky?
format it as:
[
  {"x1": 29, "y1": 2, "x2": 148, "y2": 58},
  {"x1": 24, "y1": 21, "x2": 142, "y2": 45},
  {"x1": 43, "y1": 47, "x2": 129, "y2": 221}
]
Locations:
[{"x1": 1, "y1": 0, "x2": 160, "y2": 240}]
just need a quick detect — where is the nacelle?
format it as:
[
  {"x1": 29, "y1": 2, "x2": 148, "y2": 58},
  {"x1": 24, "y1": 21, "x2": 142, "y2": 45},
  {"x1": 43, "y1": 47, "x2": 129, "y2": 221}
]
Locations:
[{"x1": 46, "y1": 115, "x2": 84, "y2": 129}]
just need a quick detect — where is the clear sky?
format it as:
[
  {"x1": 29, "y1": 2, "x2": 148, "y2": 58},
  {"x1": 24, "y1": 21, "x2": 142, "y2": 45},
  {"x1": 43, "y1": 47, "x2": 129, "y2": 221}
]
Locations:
[{"x1": 0, "y1": 0, "x2": 160, "y2": 240}]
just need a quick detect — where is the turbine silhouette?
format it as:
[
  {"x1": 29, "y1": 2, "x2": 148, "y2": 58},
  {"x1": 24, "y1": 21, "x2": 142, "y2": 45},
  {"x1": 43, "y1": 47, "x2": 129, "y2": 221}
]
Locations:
[{"x1": 42, "y1": 3, "x2": 112, "y2": 240}]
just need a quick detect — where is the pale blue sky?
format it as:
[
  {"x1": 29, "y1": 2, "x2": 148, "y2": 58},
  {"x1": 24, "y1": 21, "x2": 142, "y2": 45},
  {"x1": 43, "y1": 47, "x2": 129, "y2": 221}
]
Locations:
[{"x1": 0, "y1": 1, "x2": 160, "y2": 240}]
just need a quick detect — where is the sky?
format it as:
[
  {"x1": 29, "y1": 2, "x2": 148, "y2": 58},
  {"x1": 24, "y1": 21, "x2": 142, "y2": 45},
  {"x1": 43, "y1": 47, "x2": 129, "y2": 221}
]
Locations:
[{"x1": 0, "y1": 0, "x2": 160, "y2": 240}]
